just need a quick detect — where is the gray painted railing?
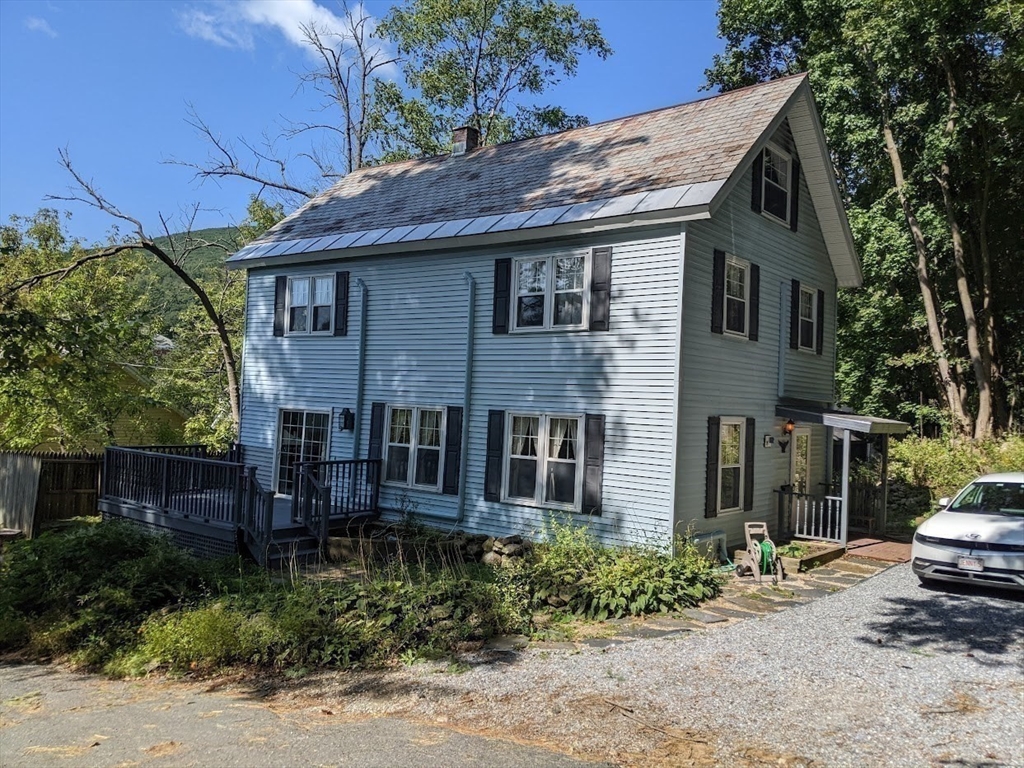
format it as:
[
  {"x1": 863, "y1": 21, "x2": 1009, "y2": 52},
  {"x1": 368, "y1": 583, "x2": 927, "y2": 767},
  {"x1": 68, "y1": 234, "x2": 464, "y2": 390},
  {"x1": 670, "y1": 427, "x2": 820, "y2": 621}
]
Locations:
[{"x1": 239, "y1": 467, "x2": 275, "y2": 565}]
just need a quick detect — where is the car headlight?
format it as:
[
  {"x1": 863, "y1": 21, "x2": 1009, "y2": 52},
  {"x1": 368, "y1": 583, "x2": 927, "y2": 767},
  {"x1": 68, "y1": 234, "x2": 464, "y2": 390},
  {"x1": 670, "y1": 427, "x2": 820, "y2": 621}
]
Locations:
[{"x1": 914, "y1": 532, "x2": 942, "y2": 545}]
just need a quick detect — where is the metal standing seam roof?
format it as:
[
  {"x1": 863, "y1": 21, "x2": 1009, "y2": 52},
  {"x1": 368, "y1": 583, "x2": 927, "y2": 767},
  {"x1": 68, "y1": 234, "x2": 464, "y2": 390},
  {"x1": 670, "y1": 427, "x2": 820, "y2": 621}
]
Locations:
[{"x1": 227, "y1": 74, "x2": 859, "y2": 285}]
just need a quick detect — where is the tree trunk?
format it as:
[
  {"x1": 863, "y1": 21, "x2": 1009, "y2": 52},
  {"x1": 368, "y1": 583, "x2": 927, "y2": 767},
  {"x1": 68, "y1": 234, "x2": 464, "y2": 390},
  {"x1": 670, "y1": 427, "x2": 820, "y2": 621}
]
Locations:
[
  {"x1": 937, "y1": 59, "x2": 992, "y2": 440},
  {"x1": 880, "y1": 121, "x2": 971, "y2": 436},
  {"x1": 140, "y1": 242, "x2": 241, "y2": 434}
]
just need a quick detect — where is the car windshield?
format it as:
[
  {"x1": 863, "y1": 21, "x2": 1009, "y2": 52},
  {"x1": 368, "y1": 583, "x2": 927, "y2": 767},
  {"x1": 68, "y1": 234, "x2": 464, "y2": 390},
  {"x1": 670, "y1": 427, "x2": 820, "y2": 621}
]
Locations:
[{"x1": 948, "y1": 481, "x2": 1024, "y2": 516}]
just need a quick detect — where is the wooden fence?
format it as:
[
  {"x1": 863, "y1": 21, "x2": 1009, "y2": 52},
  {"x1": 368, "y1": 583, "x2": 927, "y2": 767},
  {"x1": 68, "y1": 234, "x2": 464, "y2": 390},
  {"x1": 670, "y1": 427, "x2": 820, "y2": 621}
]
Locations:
[{"x1": 0, "y1": 451, "x2": 102, "y2": 537}]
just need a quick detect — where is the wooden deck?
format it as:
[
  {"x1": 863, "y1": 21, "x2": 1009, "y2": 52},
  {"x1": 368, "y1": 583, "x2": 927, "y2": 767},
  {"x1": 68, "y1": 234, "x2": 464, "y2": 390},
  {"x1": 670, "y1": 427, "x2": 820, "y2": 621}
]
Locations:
[{"x1": 99, "y1": 446, "x2": 381, "y2": 564}]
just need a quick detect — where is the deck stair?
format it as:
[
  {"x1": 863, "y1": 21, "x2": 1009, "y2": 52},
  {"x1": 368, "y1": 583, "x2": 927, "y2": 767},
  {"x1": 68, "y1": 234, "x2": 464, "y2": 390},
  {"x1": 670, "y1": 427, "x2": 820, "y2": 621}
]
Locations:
[{"x1": 263, "y1": 523, "x2": 324, "y2": 569}]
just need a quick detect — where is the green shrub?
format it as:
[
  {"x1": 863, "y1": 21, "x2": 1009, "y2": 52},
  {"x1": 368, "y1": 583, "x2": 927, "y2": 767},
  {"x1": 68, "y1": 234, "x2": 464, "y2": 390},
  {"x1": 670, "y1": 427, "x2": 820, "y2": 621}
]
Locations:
[
  {"x1": 889, "y1": 434, "x2": 1024, "y2": 501},
  {"x1": 527, "y1": 517, "x2": 721, "y2": 620}
]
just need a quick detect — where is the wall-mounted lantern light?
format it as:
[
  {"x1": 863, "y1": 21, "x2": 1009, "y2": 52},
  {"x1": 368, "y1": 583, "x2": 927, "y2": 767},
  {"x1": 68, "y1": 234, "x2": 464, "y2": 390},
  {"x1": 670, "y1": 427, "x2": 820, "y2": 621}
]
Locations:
[
  {"x1": 779, "y1": 419, "x2": 795, "y2": 453},
  {"x1": 340, "y1": 408, "x2": 355, "y2": 431}
]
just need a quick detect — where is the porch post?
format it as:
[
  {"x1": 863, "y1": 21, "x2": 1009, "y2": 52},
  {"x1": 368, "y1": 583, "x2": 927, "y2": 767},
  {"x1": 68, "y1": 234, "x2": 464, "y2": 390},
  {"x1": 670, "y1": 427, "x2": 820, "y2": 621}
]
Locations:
[
  {"x1": 840, "y1": 429, "x2": 851, "y2": 546},
  {"x1": 879, "y1": 434, "x2": 890, "y2": 534}
]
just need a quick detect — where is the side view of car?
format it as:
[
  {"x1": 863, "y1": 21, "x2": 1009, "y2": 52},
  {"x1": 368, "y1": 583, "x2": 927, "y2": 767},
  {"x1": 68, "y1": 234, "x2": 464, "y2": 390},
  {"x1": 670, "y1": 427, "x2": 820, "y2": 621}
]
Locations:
[{"x1": 911, "y1": 472, "x2": 1024, "y2": 591}]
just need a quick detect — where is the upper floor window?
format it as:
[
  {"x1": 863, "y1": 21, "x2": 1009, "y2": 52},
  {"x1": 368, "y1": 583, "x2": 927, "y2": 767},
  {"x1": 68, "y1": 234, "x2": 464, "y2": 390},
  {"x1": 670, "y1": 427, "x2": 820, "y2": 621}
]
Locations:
[
  {"x1": 383, "y1": 405, "x2": 446, "y2": 491},
  {"x1": 513, "y1": 255, "x2": 588, "y2": 331},
  {"x1": 761, "y1": 145, "x2": 791, "y2": 224},
  {"x1": 798, "y1": 285, "x2": 817, "y2": 351},
  {"x1": 724, "y1": 256, "x2": 750, "y2": 337},
  {"x1": 504, "y1": 413, "x2": 582, "y2": 511},
  {"x1": 288, "y1": 275, "x2": 333, "y2": 334}
]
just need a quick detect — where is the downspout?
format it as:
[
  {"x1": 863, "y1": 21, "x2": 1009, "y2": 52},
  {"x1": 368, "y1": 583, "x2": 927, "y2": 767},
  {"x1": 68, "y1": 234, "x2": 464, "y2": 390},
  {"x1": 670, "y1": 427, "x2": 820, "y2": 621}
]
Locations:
[
  {"x1": 455, "y1": 270, "x2": 476, "y2": 524},
  {"x1": 351, "y1": 278, "x2": 368, "y2": 460}
]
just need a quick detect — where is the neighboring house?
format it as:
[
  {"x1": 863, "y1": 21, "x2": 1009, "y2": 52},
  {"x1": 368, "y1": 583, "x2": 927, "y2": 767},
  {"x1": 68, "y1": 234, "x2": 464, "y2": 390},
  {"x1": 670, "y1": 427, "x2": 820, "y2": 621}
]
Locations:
[{"x1": 101, "y1": 74, "x2": 907, "y2": 561}]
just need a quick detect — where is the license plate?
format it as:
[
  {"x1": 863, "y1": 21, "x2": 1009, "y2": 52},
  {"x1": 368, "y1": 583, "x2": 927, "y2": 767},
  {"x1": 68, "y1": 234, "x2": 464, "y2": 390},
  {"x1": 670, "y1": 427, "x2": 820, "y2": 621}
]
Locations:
[{"x1": 957, "y1": 556, "x2": 984, "y2": 572}]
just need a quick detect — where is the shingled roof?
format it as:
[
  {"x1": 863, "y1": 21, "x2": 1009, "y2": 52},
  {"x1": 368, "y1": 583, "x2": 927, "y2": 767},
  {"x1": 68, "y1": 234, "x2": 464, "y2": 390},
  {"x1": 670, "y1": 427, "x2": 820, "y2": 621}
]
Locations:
[{"x1": 228, "y1": 74, "x2": 860, "y2": 286}]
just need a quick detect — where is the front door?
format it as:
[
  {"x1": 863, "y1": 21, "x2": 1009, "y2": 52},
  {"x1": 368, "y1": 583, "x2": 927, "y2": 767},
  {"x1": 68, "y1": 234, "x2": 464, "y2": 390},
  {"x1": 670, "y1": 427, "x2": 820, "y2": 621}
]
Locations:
[{"x1": 790, "y1": 427, "x2": 811, "y2": 493}]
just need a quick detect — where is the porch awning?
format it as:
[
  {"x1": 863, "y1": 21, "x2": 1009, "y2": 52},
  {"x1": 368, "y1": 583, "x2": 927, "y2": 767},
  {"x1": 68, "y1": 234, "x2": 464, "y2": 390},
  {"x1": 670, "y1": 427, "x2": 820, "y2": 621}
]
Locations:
[{"x1": 775, "y1": 403, "x2": 909, "y2": 435}]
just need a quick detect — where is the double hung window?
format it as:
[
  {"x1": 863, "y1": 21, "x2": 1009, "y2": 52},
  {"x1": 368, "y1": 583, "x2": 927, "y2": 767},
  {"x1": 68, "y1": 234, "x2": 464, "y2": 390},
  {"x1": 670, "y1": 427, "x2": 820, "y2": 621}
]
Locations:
[
  {"x1": 718, "y1": 418, "x2": 744, "y2": 513},
  {"x1": 724, "y1": 257, "x2": 749, "y2": 336},
  {"x1": 798, "y1": 286, "x2": 817, "y2": 351},
  {"x1": 513, "y1": 254, "x2": 587, "y2": 331},
  {"x1": 288, "y1": 275, "x2": 333, "y2": 334},
  {"x1": 761, "y1": 145, "x2": 791, "y2": 224},
  {"x1": 383, "y1": 406, "x2": 445, "y2": 490},
  {"x1": 504, "y1": 414, "x2": 582, "y2": 510},
  {"x1": 276, "y1": 410, "x2": 330, "y2": 495}
]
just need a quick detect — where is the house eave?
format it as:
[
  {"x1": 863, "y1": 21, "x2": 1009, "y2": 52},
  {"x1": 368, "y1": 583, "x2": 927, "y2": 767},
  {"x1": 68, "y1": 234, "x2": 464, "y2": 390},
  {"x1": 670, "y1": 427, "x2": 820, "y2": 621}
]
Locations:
[{"x1": 226, "y1": 201, "x2": 714, "y2": 271}]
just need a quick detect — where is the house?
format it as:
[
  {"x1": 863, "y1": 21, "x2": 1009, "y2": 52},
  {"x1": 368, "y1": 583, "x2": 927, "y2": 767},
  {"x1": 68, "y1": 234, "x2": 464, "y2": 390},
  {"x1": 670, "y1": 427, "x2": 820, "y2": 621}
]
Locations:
[{"x1": 99, "y1": 74, "x2": 907, "y2": 563}]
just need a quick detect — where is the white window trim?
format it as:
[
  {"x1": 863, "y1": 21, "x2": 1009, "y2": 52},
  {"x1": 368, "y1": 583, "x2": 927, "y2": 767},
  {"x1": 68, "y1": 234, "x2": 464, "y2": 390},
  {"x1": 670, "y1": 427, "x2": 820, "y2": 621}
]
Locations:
[
  {"x1": 510, "y1": 253, "x2": 591, "y2": 333},
  {"x1": 798, "y1": 284, "x2": 818, "y2": 353},
  {"x1": 723, "y1": 254, "x2": 750, "y2": 340},
  {"x1": 760, "y1": 143, "x2": 792, "y2": 226},
  {"x1": 501, "y1": 412, "x2": 584, "y2": 512},
  {"x1": 273, "y1": 408, "x2": 332, "y2": 497},
  {"x1": 717, "y1": 417, "x2": 745, "y2": 515},
  {"x1": 381, "y1": 404, "x2": 447, "y2": 492},
  {"x1": 286, "y1": 274, "x2": 334, "y2": 336}
]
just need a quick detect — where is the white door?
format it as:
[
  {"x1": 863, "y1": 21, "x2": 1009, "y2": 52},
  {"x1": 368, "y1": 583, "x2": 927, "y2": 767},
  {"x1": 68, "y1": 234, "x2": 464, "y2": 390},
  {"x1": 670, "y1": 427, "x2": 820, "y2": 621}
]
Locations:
[{"x1": 790, "y1": 428, "x2": 811, "y2": 494}]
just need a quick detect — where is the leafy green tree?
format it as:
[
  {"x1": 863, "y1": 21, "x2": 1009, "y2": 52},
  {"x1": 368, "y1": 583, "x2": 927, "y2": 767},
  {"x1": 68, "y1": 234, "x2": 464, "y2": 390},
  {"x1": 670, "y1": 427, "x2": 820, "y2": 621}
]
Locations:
[
  {"x1": 373, "y1": 0, "x2": 611, "y2": 160},
  {"x1": 707, "y1": 0, "x2": 1024, "y2": 438},
  {"x1": 0, "y1": 211, "x2": 167, "y2": 450}
]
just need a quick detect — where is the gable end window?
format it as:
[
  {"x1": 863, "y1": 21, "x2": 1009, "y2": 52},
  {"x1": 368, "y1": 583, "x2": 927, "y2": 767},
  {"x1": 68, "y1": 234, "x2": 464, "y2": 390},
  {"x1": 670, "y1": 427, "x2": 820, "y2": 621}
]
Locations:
[
  {"x1": 383, "y1": 405, "x2": 447, "y2": 491},
  {"x1": 798, "y1": 285, "x2": 817, "y2": 351},
  {"x1": 711, "y1": 250, "x2": 759, "y2": 340},
  {"x1": 761, "y1": 145, "x2": 791, "y2": 225}
]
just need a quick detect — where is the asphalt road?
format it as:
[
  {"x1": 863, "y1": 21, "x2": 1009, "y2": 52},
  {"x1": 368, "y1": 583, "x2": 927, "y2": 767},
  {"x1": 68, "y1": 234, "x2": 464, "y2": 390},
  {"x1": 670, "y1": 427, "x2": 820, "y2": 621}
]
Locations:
[{"x1": 0, "y1": 664, "x2": 597, "y2": 768}]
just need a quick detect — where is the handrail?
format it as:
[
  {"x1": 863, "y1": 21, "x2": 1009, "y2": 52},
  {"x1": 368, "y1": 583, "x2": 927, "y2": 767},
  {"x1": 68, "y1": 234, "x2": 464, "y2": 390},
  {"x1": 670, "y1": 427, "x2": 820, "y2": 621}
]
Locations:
[{"x1": 106, "y1": 445, "x2": 244, "y2": 470}]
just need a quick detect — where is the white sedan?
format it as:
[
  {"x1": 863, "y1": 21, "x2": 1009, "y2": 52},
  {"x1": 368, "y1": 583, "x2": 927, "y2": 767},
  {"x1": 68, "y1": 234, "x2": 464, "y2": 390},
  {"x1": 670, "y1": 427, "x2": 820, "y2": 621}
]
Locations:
[{"x1": 911, "y1": 472, "x2": 1024, "y2": 591}]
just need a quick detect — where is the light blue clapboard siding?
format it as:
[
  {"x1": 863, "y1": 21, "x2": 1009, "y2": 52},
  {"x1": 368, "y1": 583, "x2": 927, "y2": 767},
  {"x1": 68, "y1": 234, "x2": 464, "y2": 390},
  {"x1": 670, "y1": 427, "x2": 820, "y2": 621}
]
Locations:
[
  {"x1": 240, "y1": 226, "x2": 684, "y2": 547},
  {"x1": 675, "y1": 154, "x2": 837, "y2": 547}
]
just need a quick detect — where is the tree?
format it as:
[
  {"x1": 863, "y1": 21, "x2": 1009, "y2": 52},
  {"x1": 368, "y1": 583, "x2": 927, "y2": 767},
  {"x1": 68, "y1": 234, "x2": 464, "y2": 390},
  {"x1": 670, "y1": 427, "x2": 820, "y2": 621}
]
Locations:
[
  {"x1": 373, "y1": 0, "x2": 611, "y2": 160},
  {"x1": 707, "y1": 0, "x2": 1024, "y2": 438},
  {"x1": 178, "y1": 0, "x2": 610, "y2": 195},
  {"x1": 0, "y1": 211, "x2": 164, "y2": 449}
]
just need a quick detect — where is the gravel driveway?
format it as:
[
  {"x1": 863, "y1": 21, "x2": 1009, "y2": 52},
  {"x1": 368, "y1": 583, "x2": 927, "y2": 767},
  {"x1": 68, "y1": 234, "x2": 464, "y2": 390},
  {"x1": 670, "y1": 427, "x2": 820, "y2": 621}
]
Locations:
[{"x1": 287, "y1": 562, "x2": 1024, "y2": 766}]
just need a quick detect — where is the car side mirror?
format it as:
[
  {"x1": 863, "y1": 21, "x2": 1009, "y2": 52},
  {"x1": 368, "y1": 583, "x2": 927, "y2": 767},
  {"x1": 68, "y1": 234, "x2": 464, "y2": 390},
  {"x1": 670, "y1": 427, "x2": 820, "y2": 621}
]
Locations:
[{"x1": 937, "y1": 497, "x2": 951, "y2": 509}]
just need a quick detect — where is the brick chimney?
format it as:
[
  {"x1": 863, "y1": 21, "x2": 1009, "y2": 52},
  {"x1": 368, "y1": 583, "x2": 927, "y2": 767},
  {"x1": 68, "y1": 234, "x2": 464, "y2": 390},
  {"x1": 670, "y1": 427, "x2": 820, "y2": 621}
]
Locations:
[{"x1": 451, "y1": 125, "x2": 480, "y2": 156}]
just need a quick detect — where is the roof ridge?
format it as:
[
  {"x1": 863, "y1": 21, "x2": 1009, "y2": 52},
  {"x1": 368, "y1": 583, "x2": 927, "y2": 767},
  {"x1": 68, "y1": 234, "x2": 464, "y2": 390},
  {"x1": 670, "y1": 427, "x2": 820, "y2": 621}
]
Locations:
[{"x1": 341, "y1": 73, "x2": 808, "y2": 179}]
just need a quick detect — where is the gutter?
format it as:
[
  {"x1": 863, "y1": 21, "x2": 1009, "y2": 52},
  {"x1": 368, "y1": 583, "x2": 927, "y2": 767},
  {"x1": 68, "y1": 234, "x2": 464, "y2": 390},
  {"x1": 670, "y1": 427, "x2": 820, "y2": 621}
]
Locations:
[{"x1": 351, "y1": 277, "x2": 368, "y2": 460}]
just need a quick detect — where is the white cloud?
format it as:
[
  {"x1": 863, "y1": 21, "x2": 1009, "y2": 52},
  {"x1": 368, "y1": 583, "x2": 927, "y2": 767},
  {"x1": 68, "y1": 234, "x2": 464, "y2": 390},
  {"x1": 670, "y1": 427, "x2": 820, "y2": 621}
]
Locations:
[
  {"x1": 25, "y1": 16, "x2": 58, "y2": 38},
  {"x1": 177, "y1": 0, "x2": 365, "y2": 52}
]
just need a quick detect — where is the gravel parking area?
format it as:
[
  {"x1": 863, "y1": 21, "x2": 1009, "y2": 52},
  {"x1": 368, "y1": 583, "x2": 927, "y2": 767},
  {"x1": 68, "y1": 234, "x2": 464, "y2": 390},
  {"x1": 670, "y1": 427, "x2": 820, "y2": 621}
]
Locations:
[{"x1": 285, "y1": 563, "x2": 1024, "y2": 766}]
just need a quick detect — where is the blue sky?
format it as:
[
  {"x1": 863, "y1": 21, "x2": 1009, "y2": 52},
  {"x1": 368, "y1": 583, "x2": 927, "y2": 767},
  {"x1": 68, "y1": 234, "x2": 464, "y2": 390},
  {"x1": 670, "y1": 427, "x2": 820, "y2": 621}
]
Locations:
[{"x1": 0, "y1": 0, "x2": 723, "y2": 243}]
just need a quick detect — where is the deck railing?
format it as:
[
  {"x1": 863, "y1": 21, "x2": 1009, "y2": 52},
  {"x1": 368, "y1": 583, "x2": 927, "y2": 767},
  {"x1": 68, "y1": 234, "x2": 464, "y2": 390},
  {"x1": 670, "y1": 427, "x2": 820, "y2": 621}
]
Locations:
[
  {"x1": 103, "y1": 446, "x2": 245, "y2": 528},
  {"x1": 776, "y1": 488, "x2": 845, "y2": 545},
  {"x1": 295, "y1": 458, "x2": 382, "y2": 523},
  {"x1": 239, "y1": 467, "x2": 275, "y2": 565},
  {"x1": 297, "y1": 467, "x2": 332, "y2": 544}
]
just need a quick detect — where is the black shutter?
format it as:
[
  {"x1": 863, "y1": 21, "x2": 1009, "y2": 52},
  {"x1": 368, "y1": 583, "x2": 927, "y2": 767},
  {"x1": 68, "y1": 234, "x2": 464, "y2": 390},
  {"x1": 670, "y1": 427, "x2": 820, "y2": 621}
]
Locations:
[
  {"x1": 711, "y1": 249, "x2": 726, "y2": 334},
  {"x1": 484, "y1": 410, "x2": 505, "y2": 501},
  {"x1": 441, "y1": 406, "x2": 463, "y2": 495},
  {"x1": 748, "y1": 263, "x2": 760, "y2": 342},
  {"x1": 333, "y1": 271, "x2": 350, "y2": 336},
  {"x1": 368, "y1": 402, "x2": 386, "y2": 460},
  {"x1": 273, "y1": 276, "x2": 287, "y2": 337},
  {"x1": 790, "y1": 279, "x2": 801, "y2": 350},
  {"x1": 705, "y1": 416, "x2": 720, "y2": 518},
  {"x1": 492, "y1": 259, "x2": 512, "y2": 334},
  {"x1": 816, "y1": 288, "x2": 826, "y2": 355},
  {"x1": 789, "y1": 158, "x2": 801, "y2": 232},
  {"x1": 751, "y1": 149, "x2": 764, "y2": 213},
  {"x1": 589, "y1": 246, "x2": 612, "y2": 331},
  {"x1": 743, "y1": 417, "x2": 756, "y2": 511},
  {"x1": 583, "y1": 414, "x2": 605, "y2": 515}
]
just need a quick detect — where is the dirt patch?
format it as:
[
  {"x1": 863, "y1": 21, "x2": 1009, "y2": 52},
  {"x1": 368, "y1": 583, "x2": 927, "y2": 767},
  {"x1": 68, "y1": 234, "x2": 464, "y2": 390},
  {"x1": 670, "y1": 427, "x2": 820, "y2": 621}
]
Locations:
[{"x1": 142, "y1": 740, "x2": 181, "y2": 757}]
